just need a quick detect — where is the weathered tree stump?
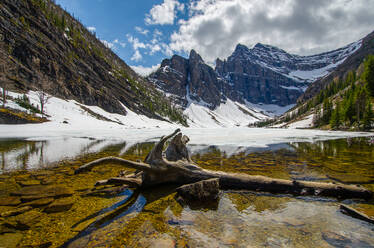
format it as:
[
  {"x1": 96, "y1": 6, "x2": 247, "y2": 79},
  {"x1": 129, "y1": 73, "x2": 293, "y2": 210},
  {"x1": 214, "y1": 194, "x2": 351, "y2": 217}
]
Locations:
[{"x1": 75, "y1": 129, "x2": 373, "y2": 200}]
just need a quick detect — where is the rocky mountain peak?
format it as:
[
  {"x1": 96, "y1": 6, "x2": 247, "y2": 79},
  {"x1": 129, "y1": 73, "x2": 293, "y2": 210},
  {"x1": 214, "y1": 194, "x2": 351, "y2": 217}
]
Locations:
[
  {"x1": 189, "y1": 49, "x2": 204, "y2": 64},
  {"x1": 149, "y1": 34, "x2": 364, "y2": 111}
]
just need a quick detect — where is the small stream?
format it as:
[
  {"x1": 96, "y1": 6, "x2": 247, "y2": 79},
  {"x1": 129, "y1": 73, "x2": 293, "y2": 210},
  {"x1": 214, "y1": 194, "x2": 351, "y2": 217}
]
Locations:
[{"x1": 0, "y1": 136, "x2": 373, "y2": 247}]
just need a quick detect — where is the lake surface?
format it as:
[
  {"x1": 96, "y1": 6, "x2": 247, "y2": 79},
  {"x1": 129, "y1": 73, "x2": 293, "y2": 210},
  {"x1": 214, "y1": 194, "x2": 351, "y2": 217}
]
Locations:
[{"x1": 0, "y1": 130, "x2": 373, "y2": 247}]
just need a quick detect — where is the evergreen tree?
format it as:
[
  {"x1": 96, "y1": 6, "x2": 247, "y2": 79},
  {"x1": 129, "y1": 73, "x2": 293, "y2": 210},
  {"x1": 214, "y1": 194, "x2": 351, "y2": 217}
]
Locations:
[
  {"x1": 322, "y1": 98, "x2": 332, "y2": 125},
  {"x1": 363, "y1": 55, "x2": 374, "y2": 97},
  {"x1": 362, "y1": 101, "x2": 373, "y2": 130},
  {"x1": 330, "y1": 103, "x2": 341, "y2": 129}
]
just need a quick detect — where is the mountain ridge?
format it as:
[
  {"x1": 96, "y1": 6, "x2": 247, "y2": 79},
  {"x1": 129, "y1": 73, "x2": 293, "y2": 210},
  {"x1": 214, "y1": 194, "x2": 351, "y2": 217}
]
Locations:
[
  {"x1": 149, "y1": 35, "x2": 363, "y2": 112},
  {"x1": 0, "y1": 0, "x2": 186, "y2": 125}
]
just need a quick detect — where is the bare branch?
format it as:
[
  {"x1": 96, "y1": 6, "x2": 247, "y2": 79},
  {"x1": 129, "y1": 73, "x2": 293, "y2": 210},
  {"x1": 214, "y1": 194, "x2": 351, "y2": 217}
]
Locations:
[{"x1": 74, "y1": 156, "x2": 153, "y2": 174}]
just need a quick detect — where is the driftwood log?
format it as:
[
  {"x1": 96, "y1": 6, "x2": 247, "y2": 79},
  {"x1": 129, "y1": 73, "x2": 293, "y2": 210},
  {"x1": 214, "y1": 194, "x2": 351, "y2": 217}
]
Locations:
[{"x1": 75, "y1": 129, "x2": 373, "y2": 200}]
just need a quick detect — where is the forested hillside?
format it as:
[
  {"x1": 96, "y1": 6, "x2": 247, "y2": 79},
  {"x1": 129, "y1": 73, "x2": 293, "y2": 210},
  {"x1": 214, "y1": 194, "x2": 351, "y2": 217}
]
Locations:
[
  {"x1": 258, "y1": 55, "x2": 374, "y2": 131},
  {"x1": 0, "y1": 0, "x2": 186, "y2": 125}
]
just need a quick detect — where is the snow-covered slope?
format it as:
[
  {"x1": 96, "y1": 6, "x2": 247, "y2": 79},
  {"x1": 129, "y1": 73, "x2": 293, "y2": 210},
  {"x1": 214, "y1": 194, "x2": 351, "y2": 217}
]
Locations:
[
  {"x1": 2, "y1": 90, "x2": 178, "y2": 132},
  {"x1": 184, "y1": 98, "x2": 269, "y2": 128}
]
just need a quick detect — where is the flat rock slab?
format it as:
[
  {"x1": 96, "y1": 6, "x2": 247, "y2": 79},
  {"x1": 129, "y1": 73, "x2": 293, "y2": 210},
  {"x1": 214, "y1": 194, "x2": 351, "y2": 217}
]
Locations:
[
  {"x1": 22, "y1": 198, "x2": 54, "y2": 208},
  {"x1": 0, "y1": 196, "x2": 21, "y2": 206},
  {"x1": 44, "y1": 197, "x2": 75, "y2": 213},
  {"x1": 1, "y1": 206, "x2": 32, "y2": 217},
  {"x1": 5, "y1": 210, "x2": 41, "y2": 230},
  {"x1": 17, "y1": 180, "x2": 40, "y2": 187},
  {"x1": 176, "y1": 178, "x2": 220, "y2": 201},
  {"x1": 11, "y1": 185, "x2": 73, "y2": 201}
]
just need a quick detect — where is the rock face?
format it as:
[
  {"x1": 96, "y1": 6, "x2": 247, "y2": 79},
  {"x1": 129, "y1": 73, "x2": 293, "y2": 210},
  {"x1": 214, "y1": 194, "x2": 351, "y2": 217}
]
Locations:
[
  {"x1": 150, "y1": 50, "x2": 228, "y2": 109},
  {"x1": 149, "y1": 38, "x2": 362, "y2": 109}
]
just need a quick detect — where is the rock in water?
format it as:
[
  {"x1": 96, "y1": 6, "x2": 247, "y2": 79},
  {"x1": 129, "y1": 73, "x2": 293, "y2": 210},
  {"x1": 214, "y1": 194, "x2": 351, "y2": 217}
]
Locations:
[
  {"x1": 0, "y1": 197, "x2": 21, "y2": 206},
  {"x1": 10, "y1": 185, "x2": 73, "y2": 202},
  {"x1": 176, "y1": 178, "x2": 220, "y2": 201},
  {"x1": 1, "y1": 206, "x2": 32, "y2": 217},
  {"x1": 4, "y1": 210, "x2": 41, "y2": 230},
  {"x1": 44, "y1": 197, "x2": 75, "y2": 213},
  {"x1": 22, "y1": 198, "x2": 54, "y2": 208},
  {"x1": 17, "y1": 180, "x2": 40, "y2": 187}
]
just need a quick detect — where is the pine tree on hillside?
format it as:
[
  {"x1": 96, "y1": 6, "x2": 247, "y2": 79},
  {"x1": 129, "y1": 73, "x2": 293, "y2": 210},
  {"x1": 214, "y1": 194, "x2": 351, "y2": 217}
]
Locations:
[
  {"x1": 330, "y1": 102, "x2": 341, "y2": 129},
  {"x1": 363, "y1": 54, "x2": 374, "y2": 97},
  {"x1": 362, "y1": 101, "x2": 373, "y2": 130}
]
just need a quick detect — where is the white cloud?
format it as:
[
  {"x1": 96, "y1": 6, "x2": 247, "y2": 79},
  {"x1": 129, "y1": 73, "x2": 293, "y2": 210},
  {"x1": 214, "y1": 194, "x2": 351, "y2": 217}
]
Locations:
[
  {"x1": 87, "y1": 26, "x2": 96, "y2": 32},
  {"x1": 145, "y1": 0, "x2": 184, "y2": 25},
  {"x1": 127, "y1": 33, "x2": 171, "y2": 57},
  {"x1": 127, "y1": 34, "x2": 146, "y2": 50},
  {"x1": 153, "y1": 29, "x2": 163, "y2": 38},
  {"x1": 169, "y1": 0, "x2": 374, "y2": 63},
  {"x1": 131, "y1": 50, "x2": 142, "y2": 62},
  {"x1": 135, "y1": 26, "x2": 149, "y2": 35},
  {"x1": 113, "y1": 39, "x2": 126, "y2": 48},
  {"x1": 131, "y1": 64, "x2": 160, "y2": 76}
]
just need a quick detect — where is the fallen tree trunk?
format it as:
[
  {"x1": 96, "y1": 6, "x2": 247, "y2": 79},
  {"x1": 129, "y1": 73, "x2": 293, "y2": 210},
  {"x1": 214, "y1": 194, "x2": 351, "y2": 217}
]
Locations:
[{"x1": 75, "y1": 129, "x2": 373, "y2": 200}]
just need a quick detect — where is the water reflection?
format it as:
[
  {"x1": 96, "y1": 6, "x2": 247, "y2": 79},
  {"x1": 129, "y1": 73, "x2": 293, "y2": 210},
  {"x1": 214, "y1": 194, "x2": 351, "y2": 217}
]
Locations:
[
  {"x1": 0, "y1": 137, "x2": 374, "y2": 247},
  {"x1": 0, "y1": 138, "x2": 130, "y2": 173}
]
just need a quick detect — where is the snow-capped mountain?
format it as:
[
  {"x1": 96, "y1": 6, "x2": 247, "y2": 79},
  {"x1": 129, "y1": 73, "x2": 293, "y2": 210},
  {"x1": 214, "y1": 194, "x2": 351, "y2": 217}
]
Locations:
[
  {"x1": 149, "y1": 38, "x2": 362, "y2": 127},
  {"x1": 227, "y1": 40, "x2": 361, "y2": 83}
]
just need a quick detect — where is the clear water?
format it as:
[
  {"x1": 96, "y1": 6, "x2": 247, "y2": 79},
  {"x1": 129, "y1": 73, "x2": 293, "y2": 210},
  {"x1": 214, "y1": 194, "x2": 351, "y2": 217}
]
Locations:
[{"x1": 0, "y1": 136, "x2": 373, "y2": 247}]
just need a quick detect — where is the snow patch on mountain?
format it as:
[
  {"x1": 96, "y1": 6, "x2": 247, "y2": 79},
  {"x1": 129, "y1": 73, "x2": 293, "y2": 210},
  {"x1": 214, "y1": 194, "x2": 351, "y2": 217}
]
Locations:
[{"x1": 184, "y1": 98, "x2": 269, "y2": 128}]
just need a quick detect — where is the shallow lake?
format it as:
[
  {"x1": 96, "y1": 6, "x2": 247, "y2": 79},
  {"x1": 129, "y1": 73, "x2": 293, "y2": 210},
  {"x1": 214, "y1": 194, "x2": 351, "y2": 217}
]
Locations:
[{"x1": 0, "y1": 129, "x2": 373, "y2": 247}]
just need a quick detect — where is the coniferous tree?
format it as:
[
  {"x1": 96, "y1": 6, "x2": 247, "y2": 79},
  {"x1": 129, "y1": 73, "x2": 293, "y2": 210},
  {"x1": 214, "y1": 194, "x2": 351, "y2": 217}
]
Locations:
[
  {"x1": 362, "y1": 101, "x2": 373, "y2": 130},
  {"x1": 363, "y1": 55, "x2": 374, "y2": 97},
  {"x1": 330, "y1": 102, "x2": 341, "y2": 129}
]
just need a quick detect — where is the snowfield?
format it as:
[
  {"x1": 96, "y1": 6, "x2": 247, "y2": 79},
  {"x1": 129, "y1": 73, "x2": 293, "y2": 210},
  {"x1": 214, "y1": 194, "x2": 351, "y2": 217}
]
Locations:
[{"x1": 0, "y1": 90, "x2": 371, "y2": 143}]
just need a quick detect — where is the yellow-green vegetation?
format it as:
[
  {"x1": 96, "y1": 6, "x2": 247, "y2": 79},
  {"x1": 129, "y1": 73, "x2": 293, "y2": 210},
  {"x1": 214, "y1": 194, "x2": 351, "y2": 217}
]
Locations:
[{"x1": 0, "y1": 108, "x2": 47, "y2": 123}]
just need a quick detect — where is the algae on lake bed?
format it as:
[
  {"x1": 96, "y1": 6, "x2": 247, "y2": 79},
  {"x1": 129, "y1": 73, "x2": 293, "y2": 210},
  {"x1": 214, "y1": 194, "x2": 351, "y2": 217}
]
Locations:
[{"x1": 0, "y1": 137, "x2": 373, "y2": 247}]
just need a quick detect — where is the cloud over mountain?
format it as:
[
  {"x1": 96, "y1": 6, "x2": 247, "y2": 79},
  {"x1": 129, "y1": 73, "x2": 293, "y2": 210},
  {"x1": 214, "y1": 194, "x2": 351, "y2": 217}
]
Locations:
[{"x1": 169, "y1": 0, "x2": 374, "y2": 63}]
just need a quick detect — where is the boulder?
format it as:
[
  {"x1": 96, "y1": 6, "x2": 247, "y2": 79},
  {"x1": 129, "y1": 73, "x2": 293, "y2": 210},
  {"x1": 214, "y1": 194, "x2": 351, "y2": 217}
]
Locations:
[
  {"x1": 176, "y1": 178, "x2": 220, "y2": 201},
  {"x1": 44, "y1": 197, "x2": 74, "y2": 213}
]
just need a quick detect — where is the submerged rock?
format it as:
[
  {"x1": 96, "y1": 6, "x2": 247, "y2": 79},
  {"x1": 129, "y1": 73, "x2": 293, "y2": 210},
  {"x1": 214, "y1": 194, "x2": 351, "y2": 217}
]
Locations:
[
  {"x1": 11, "y1": 185, "x2": 73, "y2": 202},
  {"x1": 1, "y1": 206, "x2": 32, "y2": 217},
  {"x1": 322, "y1": 231, "x2": 352, "y2": 247},
  {"x1": 0, "y1": 196, "x2": 21, "y2": 206},
  {"x1": 44, "y1": 197, "x2": 75, "y2": 213},
  {"x1": 5, "y1": 210, "x2": 41, "y2": 230},
  {"x1": 176, "y1": 178, "x2": 220, "y2": 201},
  {"x1": 22, "y1": 198, "x2": 54, "y2": 208},
  {"x1": 18, "y1": 180, "x2": 40, "y2": 187}
]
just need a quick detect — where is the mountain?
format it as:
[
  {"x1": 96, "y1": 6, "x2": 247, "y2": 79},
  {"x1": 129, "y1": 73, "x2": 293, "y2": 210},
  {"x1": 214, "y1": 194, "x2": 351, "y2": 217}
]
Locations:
[
  {"x1": 148, "y1": 37, "x2": 362, "y2": 126},
  {"x1": 265, "y1": 54, "x2": 374, "y2": 131},
  {"x1": 298, "y1": 30, "x2": 374, "y2": 103},
  {"x1": 0, "y1": 0, "x2": 186, "y2": 125}
]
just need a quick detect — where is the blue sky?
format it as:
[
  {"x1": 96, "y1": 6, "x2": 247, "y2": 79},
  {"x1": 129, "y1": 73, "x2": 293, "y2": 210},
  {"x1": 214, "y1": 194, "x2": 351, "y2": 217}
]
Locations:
[{"x1": 55, "y1": 0, "x2": 374, "y2": 76}]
